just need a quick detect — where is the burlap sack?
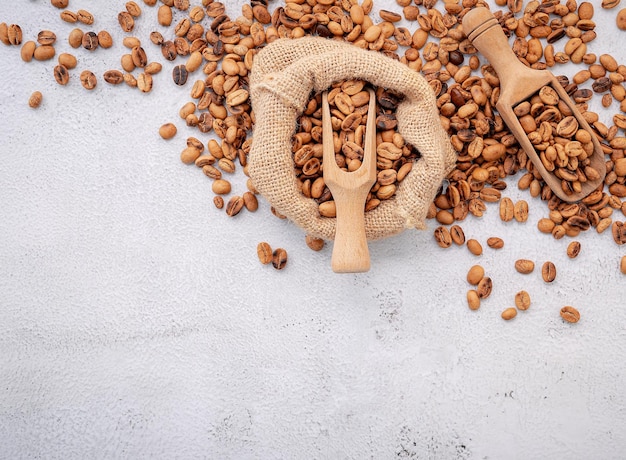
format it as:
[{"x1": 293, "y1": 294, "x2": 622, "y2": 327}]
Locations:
[{"x1": 248, "y1": 37, "x2": 457, "y2": 241}]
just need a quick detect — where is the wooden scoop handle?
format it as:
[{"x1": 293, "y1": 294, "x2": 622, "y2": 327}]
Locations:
[
  {"x1": 462, "y1": 7, "x2": 534, "y2": 92},
  {"x1": 330, "y1": 191, "x2": 371, "y2": 273}
]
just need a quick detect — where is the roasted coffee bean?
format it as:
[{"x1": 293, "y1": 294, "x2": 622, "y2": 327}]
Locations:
[
  {"x1": 51, "y1": 0, "x2": 69, "y2": 7},
  {"x1": 212, "y1": 179, "x2": 231, "y2": 195},
  {"x1": 98, "y1": 31, "x2": 113, "y2": 49},
  {"x1": 501, "y1": 308, "x2": 517, "y2": 321},
  {"x1": 37, "y1": 30, "x2": 56, "y2": 46},
  {"x1": 60, "y1": 10, "x2": 78, "y2": 23},
  {"x1": 159, "y1": 123, "x2": 177, "y2": 140},
  {"x1": 466, "y1": 265, "x2": 484, "y2": 285},
  {"x1": 213, "y1": 196, "x2": 224, "y2": 209},
  {"x1": 272, "y1": 248, "x2": 288, "y2": 270},
  {"x1": 80, "y1": 70, "x2": 97, "y2": 90},
  {"x1": 7, "y1": 24, "x2": 23, "y2": 45},
  {"x1": 515, "y1": 259, "x2": 535, "y2": 274},
  {"x1": 567, "y1": 241, "x2": 581, "y2": 258},
  {"x1": 621, "y1": 255, "x2": 626, "y2": 274},
  {"x1": 173, "y1": 65, "x2": 189, "y2": 85},
  {"x1": 126, "y1": 1, "x2": 142, "y2": 17},
  {"x1": 257, "y1": 242, "x2": 273, "y2": 265},
  {"x1": 542, "y1": 261, "x2": 557, "y2": 282},
  {"x1": 68, "y1": 28, "x2": 84, "y2": 48},
  {"x1": 103, "y1": 70, "x2": 124, "y2": 85},
  {"x1": 467, "y1": 290, "x2": 480, "y2": 310},
  {"x1": 137, "y1": 73, "x2": 153, "y2": 92},
  {"x1": 515, "y1": 291, "x2": 531, "y2": 311},
  {"x1": 82, "y1": 31, "x2": 99, "y2": 51},
  {"x1": 560, "y1": 306, "x2": 580, "y2": 323},
  {"x1": 131, "y1": 46, "x2": 148, "y2": 67},
  {"x1": 28, "y1": 91, "x2": 43, "y2": 109},
  {"x1": 77, "y1": 9, "x2": 95, "y2": 25},
  {"x1": 487, "y1": 237, "x2": 504, "y2": 249},
  {"x1": 305, "y1": 235, "x2": 325, "y2": 252},
  {"x1": 226, "y1": 195, "x2": 244, "y2": 216},
  {"x1": 118, "y1": 11, "x2": 135, "y2": 32},
  {"x1": 450, "y1": 225, "x2": 465, "y2": 245},
  {"x1": 499, "y1": 197, "x2": 514, "y2": 222},
  {"x1": 53, "y1": 64, "x2": 70, "y2": 85},
  {"x1": 467, "y1": 239, "x2": 483, "y2": 256},
  {"x1": 476, "y1": 276, "x2": 492, "y2": 299},
  {"x1": 434, "y1": 226, "x2": 452, "y2": 248}
]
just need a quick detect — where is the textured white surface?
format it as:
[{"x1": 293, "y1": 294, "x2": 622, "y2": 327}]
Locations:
[{"x1": 1, "y1": 2, "x2": 625, "y2": 459}]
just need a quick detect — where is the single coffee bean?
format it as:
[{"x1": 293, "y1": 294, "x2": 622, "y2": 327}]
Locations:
[
  {"x1": 79, "y1": 70, "x2": 97, "y2": 90},
  {"x1": 131, "y1": 46, "x2": 148, "y2": 67},
  {"x1": 515, "y1": 259, "x2": 535, "y2": 274},
  {"x1": 53, "y1": 64, "x2": 70, "y2": 85},
  {"x1": 467, "y1": 239, "x2": 483, "y2": 256},
  {"x1": 58, "y1": 53, "x2": 77, "y2": 69},
  {"x1": 212, "y1": 179, "x2": 231, "y2": 195},
  {"x1": 501, "y1": 308, "x2": 517, "y2": 321},
  {"x1": 97, "y1": 31, "x2": 113, "y2": 49},
  {"x1": 272, "y1": 248, "x2": 288, "y2": 270},
  {"x1": 82, "y1": 31, "x2": 99, "y2": 51},
  {"x1": 515, "y1": 291, "x2": 531, "y2": 311},
  {"x1": 126, "y1": 1, "x2": 143, "y2": 17},
  {"x1": 243, "y1": 192, "x2": 258, "y2": 212},
  {"x1": 37, "y1": 30, "x2": 56, "y2": 45},
  {"x1": 20, "y1": 41, "x2": 36, "y2": 62},
  {"x1": 476, "y1": 276, "x2": 492, "y2": 299},
  {"x1": 257, "y1": 242, "x2": 273, "y2": 265},
  {"x1": 487, "y1": 237, "x2": 504, "y2": 249},
  {"x1": 499, "y1": 197, "x2": 514, "y2": 222},
  {"x1": 450, "y1": 225, "x2": 465, "y2": 245},
  {"x1": 466, "y1": 265, "x2": 484, "y2": 285},
  {"x1": 28, "y1": 91, "x2": 43, "y2": 109},
  {"x1": 51, "y1": 0, "x2": 69, "y2": 8},
  {"x1": 0, "y1": 23, "x2": 11, "y2": 46},
  {"x1": 68, "y1": 28, "x2": 84, "y2": 48},
  {"x1": 560, "y1": 306, "x2": 580, "y2": 323},
  {"x1": 225, "y1": 195, "x2": 244, "y2": 217},
  {"x1": 514, "y1": 200, "x2": 529, "y2": 222},
  {"x1": 77, "y1": 9, "x2": 94, "y2": 25},
  {"x1": 621, "y1": 255, "x2": 626, "y2": 274},
  {"x1": 434, "y1": 226, "x2": 452, "y2": 248},
  {"x1": 137, "y1": 73, "x2": 153, "y2": 92},
  {"x1": 8, "y1": 24, "x2": 23, "y2": 45},
  {"x1": 305, "y1": 235, "x2": 325, "y2": 252},
  {"x1": 567, "y1": 241, "x2": 581, "y2": 258},
  {"x1": 103, "y1": 70, "x2": 124, "y2": 85},
  {"x1": 118, "y1": 11, "x2": 135, "y2": 32},
  {"x1": 173, "y1": 65, "x2": 189, "y2": 85},
  {"x1": 467, "y1": 290, "x2": 480, "y2": 311},
  {"x1": 213, "y1": 196, "x2": 224, "y2": 209},
  {"x1": 60, "y1": 10, "x2": 78, "y2": 23}
]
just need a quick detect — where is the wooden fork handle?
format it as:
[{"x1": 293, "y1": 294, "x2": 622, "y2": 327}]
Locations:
[{"x1": 331, "y1": 189, "x2": 371, "y2": 273}]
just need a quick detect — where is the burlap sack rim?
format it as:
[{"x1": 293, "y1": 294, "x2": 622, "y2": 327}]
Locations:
[{"x1": 248, "y1": 37, "x2": 457, "y2": 241}]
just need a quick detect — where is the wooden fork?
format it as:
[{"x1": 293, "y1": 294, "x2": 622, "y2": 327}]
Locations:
[{"x1": 322, "y1": 88, "x2": 377, "y2": 273}]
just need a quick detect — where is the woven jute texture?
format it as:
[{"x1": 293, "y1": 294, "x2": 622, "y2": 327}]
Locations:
[{"x1": 248, "y1": 37, "x2": 457, "y2": 241}]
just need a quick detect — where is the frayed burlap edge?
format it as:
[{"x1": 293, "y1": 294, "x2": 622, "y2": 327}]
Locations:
[{"x1": 248, "y1": 37, "x2": 457, "y2": 241}]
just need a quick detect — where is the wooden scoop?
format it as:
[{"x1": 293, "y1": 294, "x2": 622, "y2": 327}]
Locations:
[
  {"x1": 462, "y1": 7, "x2": 605, "y2": 202},
  {"x1": 322, "y1": 88, "x2": 377, "y2": 273}
]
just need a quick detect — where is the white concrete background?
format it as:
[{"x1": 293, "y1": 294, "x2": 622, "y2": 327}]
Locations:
[{"x1": 1, "y1": 1, "x2": 625, "y2": 459}]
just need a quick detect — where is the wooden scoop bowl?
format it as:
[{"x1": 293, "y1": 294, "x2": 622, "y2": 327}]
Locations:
[
  {"x1": 322, "y1": 88, "x2": 377, "y2": 273},
  {"x1": 462, "y1": 7, "x2": 605, "y2": 202}
]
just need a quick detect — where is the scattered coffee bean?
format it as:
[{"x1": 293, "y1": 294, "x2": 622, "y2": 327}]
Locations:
[
  {"x1": 28, "y1": 91, "x2": 43, "y2": 109},
  {"x1": 80, "y1": 70, "x2": 97, "y2": 90},
  {"x1": 272, "y1": 248, "x2": 288, "y2": 270},
  {"x1": 466, "y1": 265, "x2": 484, "y2": 285},
  {"x1": 305, "y1": 235, "x2": 325, "y2": 251},
  {"x1": 53, "y1": 64, "x2": 70, "y2": 85},
  {"x1": 515, "y1": 291, "x2": 531, "y2": 311},
  {"x1": 515, "y1": 259, "x2": 535, "y2": 274},
  {"x1": 450, "y1": 225, "x2": 465, "y2": 245},
  {"x1": 103, "y1": 70, "x2": 124, "y2": 85},
  {"x1": 621, "y1": 255, "x2": 626, "y2": 274},
  {"x1": 225, "y1": 195, "x2": 244, "y2": 217},
  {"x1": 486, "y1": 237, "x2": 504, "y2": 249},
  {"x1": 173, "y1": 65, "x2": 188, "y2": 86},
  {"x1": 476, "y1": 276, "x2": 492, "y2": 299},
  {"x1": 560, "y1": 306, "x2": 581, "y2": 323},
  {"x1": 257, "y1": 242, "x2": 272, "y2": 265},
  {"x1": 567, "y1": 241, "x2": 581, "y2": 258},
  {"x1": 467, "y1": 290, "x2": 480, "y2": 311},
  {"x1": 118, "y1": 11, "x2": 135, "y2": 32},
  {"x1": 467, "y1": 239, "x2": 483, "y2": 256},
  {"x1": 542, "y1": 261, "x2": 557, "y2": 283},
  {"x1": 82, "y1": 31, "x2": 99, "y2": 51},
  {"x1": 501, "y1": 307, "x2": 517, "y2": 321}
]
